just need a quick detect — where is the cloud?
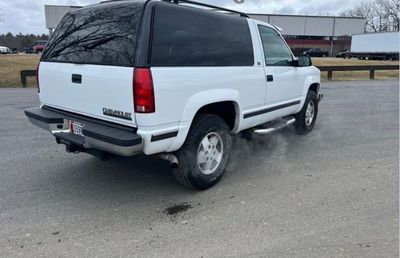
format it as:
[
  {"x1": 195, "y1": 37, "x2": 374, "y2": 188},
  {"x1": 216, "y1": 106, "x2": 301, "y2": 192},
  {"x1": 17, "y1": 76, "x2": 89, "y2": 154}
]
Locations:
[
  {"x1": 0, "y1": 0, "x2": 363, "y2": 35},
  {"x1": 274, "y1": 6, "x2": 296, "y2": 15}
]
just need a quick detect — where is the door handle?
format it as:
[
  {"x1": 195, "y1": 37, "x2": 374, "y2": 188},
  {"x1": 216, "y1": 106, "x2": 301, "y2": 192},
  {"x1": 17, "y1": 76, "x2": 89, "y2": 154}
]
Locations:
[
  {"x1": 72, "y1": 74, "x2": 82, "y2": 84},
  {"x1": 266, "y1": 75, "x2": 274, "y2": 82}
]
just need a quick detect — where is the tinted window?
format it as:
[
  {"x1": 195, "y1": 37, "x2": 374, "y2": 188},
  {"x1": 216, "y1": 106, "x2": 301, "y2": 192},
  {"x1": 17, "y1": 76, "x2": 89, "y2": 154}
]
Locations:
[
  {"x1": 258, "y1": 25, "x2": 293, "y2": 66},
  {"x1": 41, "y1": 2, "x2": 145, "y2": 67},
  {"x1": 150, "y1": 4, "x2": 254, "y2": 66}
]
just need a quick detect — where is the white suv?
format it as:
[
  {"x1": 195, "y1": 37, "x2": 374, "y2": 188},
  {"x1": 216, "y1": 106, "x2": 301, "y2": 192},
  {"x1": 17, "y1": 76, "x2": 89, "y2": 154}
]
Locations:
[{"x1": 25, "y1": 0, "x2": 322, "y2": 190}]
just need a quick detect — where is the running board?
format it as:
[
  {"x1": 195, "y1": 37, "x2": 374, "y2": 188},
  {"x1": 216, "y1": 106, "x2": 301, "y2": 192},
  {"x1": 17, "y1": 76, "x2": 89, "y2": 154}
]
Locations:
[{"x1": 253, "y1": 118, "x2": 296, "y2": 135}]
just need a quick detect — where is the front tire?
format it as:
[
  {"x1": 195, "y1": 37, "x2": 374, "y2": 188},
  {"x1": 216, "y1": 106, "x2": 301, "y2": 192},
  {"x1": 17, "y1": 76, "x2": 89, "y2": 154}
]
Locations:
[
  {"x1": 172, "y1": 114, "x2": 232, "y2": 190},
  {"x1": 294, "y1": 91, "x2": 318, "y2": 135}
]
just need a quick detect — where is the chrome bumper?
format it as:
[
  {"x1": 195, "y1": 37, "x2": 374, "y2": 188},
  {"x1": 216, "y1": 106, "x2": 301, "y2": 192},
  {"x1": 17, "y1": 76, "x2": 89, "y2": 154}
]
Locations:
[{"x1": 25, "y1": 107, "x2": 142, "y2": 157}]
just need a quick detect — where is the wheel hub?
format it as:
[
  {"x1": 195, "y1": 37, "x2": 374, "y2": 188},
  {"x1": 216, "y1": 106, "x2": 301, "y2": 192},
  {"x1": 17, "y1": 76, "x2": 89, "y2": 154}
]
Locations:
[
  {"x1": 305, "y1": 100, "x2": 315, "y2": 126},
  {"x1": 197, "y1": 132, "x2": 224, "y2": 175}
]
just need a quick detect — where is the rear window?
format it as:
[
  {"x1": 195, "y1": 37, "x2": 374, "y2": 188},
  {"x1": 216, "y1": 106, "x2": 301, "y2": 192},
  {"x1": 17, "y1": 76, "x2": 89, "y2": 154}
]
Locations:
[
  {"x1": 41, "y1": 2, "x2": 145, "y2": 67},
  {"x1": 150, "y1": 3, "x2": 254, "y2": 66}
]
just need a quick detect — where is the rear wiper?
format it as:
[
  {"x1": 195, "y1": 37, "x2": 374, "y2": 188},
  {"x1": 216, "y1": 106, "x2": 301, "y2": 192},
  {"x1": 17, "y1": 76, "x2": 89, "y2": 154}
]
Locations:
[{"x1": 78, "y1": 36, "x2": 119, "y2": 50}]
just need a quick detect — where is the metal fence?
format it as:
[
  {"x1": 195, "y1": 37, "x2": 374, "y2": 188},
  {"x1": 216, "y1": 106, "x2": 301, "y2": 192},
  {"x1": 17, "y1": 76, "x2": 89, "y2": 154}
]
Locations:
[{"x1": 317, "y1": 65, "x2": 399, "y2": 81}]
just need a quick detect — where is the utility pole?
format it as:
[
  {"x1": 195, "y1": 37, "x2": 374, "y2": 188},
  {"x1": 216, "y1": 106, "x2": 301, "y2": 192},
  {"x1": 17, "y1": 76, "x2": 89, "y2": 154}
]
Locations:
[{"x1": 330, "y1": 18, "x2": 337, "y2": 57}]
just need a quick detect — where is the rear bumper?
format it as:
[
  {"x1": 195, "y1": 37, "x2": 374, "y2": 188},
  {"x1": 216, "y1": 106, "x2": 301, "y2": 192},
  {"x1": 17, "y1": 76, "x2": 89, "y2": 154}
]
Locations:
[{"x1": 25, "y1": 106, "x2": 142, "y2": 157}]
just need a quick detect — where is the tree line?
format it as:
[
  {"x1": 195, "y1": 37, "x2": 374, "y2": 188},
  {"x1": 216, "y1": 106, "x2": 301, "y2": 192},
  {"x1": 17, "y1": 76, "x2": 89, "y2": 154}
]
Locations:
[
  {"x1": 0, "y1": 33, "x2": 49, "y2": 50},
  {"x1": 340, "y1": 0, "x2": 400, "y2": 32}
]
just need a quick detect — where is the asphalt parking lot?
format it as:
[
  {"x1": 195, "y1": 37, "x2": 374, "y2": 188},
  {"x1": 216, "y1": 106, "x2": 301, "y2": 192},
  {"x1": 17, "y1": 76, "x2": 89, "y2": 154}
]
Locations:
[{"x1": 0, "y1": 80, "x2": 398, "y2": 257}]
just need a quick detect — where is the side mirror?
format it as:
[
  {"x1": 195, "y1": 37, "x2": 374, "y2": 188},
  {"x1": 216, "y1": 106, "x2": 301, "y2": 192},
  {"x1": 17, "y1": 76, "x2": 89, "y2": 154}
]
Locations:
[{"x1": 297, "y1": 55, "x2": 312, "y2": 67}]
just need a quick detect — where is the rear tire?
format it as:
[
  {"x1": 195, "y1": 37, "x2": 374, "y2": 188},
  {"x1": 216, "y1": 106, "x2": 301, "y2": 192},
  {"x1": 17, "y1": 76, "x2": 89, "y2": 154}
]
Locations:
[
  {"x1": 294, "y1": 91, "x2": 318, "y2": 135},
  {"x1": 172, "y1": 114, "x2": 232, "y2": 190}
]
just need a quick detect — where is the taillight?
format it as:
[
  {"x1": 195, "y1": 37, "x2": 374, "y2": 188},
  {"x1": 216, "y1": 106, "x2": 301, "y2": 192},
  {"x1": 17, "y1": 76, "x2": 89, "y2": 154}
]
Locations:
[
  {"x1": 36, "y1": 63, "x2": 40, "y2": 93},
  {"x1": 133, "y1": 68, "x2": 155, "y2": 113}
]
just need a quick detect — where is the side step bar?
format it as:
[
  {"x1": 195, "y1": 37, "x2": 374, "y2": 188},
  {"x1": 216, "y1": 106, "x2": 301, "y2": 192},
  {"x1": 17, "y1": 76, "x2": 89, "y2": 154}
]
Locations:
[{"x1": 253, "y1": 118, "x2": 296, "y2": 135}]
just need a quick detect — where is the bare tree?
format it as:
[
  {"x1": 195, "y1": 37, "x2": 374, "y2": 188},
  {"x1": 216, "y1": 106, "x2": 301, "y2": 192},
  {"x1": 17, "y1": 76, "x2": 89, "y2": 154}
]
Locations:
[
  {"x1": 339, "y1": 0, "x2": 379, "y2": 32},
  {"x1": 340, "y1": 0, "x2": 400, "y2": 32},
  {"x1": 376, "y1": 0, "x2": 400, "y2": 31}
]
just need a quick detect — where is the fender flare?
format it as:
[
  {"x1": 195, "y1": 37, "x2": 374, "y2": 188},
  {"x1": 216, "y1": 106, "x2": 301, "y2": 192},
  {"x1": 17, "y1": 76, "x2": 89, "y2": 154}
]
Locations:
[
  {"x1": 180, "y1": 89, "x2": 241, "y2": 123},
  {"x1": 296, "y1": 75, "x2": 320, "y2": 113},
  {"x1": 167, "y1": 89, "x2": 241, "y2": 152},
  {"x1": 302, "y1": 75, "x2": 320, "y2": 97}
]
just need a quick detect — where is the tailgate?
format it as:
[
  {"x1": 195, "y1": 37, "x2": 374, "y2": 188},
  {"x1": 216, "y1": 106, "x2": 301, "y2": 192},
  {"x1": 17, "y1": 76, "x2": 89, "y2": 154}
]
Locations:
[
  {"x1": 39, "y1": 62, "x2": 136, "y2": 126},
  {"x1": 37, "y1": 1, "x2": 146, "y2": 127}
]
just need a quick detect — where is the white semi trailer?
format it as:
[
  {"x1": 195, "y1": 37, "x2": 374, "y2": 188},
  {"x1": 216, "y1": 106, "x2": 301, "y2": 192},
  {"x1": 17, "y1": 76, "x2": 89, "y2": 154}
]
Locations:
[{"x1": 346, "y1": 32, "x2": 399, "y2": 60}]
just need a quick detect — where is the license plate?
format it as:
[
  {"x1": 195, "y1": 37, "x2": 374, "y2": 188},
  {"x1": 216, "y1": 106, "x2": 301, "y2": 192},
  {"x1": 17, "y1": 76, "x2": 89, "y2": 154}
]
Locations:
[{"x1": 69, "y1": 121, "x2": 84, "y2": 136}]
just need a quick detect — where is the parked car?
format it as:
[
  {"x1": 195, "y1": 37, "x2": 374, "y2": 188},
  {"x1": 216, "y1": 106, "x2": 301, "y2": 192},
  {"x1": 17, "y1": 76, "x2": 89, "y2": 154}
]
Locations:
[
  {"x1": 0, "y1": 46, "x2": 11, "y2": 54},
  {"x1": 336, "y1": 50, "x2": 350, "y2": 58},
  {"x1": 9, "y1": 48, "x2": 18, "y2": 54},
  {"x1": 303, "y1": 48, "x2": 329, "y2": 57},
  {"x1": 23, "y1": 45, "x2": 34, "y2": 54},
  {"x1": 33, "y1": 40, "x2": 47, "y2": 54},
  {"x1": 25, "y1": 0, "x2": 323, "y2": 190}
]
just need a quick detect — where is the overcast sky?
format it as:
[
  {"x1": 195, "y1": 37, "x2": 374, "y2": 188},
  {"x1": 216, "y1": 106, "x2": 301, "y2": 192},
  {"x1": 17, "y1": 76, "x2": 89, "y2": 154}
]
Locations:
[{"x1": 0, "y1": 0, "x2": 363, "y2": 35}]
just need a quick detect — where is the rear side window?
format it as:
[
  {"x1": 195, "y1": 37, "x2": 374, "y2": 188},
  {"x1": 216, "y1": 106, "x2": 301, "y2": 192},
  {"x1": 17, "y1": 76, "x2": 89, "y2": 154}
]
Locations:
[
  {"x1": 150, "y1": 4, "x2": 254, "y2": 66},
  {"x1": 41, "y1": 2, "x2": 144, "y2": 67}
]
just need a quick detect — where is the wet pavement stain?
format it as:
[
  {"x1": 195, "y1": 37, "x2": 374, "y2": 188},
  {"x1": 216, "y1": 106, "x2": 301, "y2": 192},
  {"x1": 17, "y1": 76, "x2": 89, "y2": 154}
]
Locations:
[{"x1": 164, "y1": 203, "x2": 192, "y2": 216}]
